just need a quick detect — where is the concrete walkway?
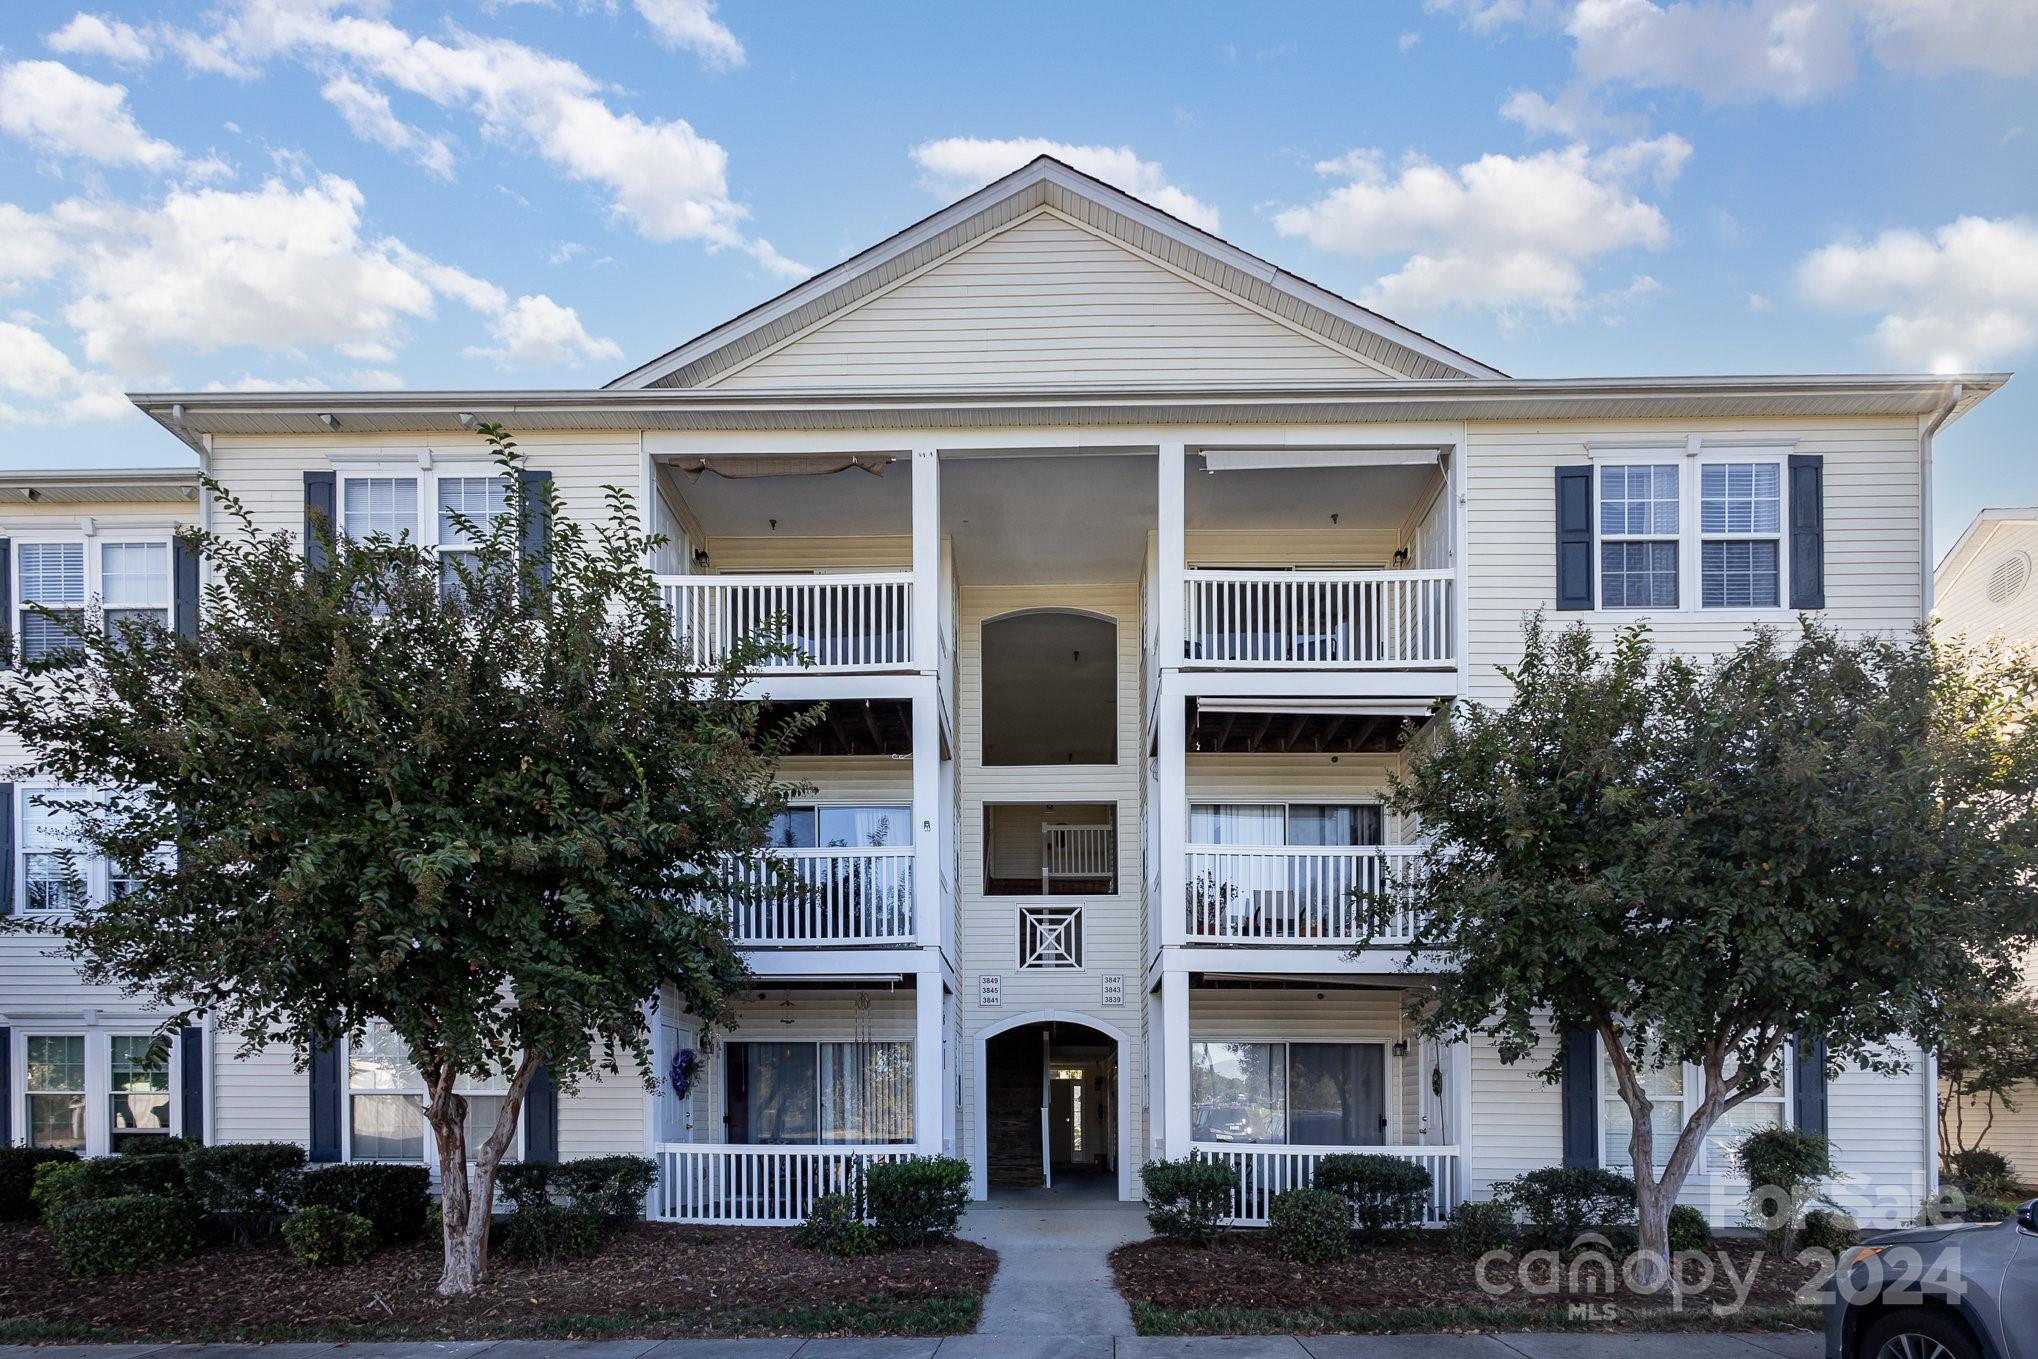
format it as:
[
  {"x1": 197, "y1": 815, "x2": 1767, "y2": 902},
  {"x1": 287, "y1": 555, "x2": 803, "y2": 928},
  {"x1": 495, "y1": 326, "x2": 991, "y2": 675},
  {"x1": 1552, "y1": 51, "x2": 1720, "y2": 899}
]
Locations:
[{"x1": 955, "y1": 1176, "x2": 1151, "y2": 1346}]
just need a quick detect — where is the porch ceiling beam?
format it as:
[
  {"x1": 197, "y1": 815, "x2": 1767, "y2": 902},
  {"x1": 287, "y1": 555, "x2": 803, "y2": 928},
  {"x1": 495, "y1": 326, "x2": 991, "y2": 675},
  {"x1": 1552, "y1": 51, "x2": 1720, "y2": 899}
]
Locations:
[
  {"x1": 860, "y1": 699, "x2": 885, "y2": 749},
  {"x1": 1281, "y1": 713, "x2": 1309, "y2": 753},
  {"x1": 1249, "y1": 712, "x2": 1275, "y2": 753}
]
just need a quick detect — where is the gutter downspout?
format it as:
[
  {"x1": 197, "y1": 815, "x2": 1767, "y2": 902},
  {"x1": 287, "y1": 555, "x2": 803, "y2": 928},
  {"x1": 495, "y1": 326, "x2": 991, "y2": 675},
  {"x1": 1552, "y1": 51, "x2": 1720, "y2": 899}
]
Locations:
[{"x1": 1920, "y1": 382, "x2": 1962, "y2": 617}]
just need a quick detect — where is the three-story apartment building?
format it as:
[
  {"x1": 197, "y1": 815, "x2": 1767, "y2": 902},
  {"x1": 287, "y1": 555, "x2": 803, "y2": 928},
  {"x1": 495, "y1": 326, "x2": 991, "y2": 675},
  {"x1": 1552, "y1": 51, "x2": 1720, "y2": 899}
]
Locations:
[{"x1": 3, "y1": 158, "x2": 2001, "y2": 1228}]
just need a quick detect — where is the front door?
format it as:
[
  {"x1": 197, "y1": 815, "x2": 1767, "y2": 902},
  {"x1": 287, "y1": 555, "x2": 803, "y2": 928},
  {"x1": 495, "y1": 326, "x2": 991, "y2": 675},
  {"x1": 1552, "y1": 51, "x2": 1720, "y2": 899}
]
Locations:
[{"x1": 657, "y1": 1021, "x2": 696, "y2": 1143}]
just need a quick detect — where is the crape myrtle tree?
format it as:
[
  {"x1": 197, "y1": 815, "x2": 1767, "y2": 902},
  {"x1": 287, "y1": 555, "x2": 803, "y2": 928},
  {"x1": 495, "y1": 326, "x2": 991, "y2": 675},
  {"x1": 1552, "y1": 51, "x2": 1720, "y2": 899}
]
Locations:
[
  {"x1": 1935, "y1": 990, "x2": 2038, "y2": 1163},
  {"x1": 0, "y1": 426, "x2": 817, "y2": 1295},
  {"x1": 1360, "y1": 617, "x2": 2038, "y2": 1284}
]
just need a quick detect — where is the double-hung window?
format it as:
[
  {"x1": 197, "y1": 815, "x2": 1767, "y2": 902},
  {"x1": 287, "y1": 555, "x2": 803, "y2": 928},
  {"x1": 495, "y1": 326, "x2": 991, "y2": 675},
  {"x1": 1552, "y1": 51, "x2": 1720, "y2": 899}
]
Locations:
[
  {"x1": 24, "y1": 1035, "x2": 87, "y2": 1150},
  {"x1": 345, "y1": 1019, "x2": 519, "y2": 1163},
  {"x1": 101, "y1": 542, "x2": 171, "y2": 635},
  {"x1": 1597, "y1": 464, "x2": 1681, "y2": 609},
  {"x1": 20, "y1": 785, "x2": 91, "y2": 914},
  {"x1": 435, "y1": 474, "x2": 510, "y2": 594},
  {"x1": 17, "y1": 542, "x2": 86, "y2": 661},
  {"x1": 13, "y1": 1030, "x2": 177, "y2": 1154},
  {"x1": 1599, "y1": 1042, "x2": 1789, "y2": 1174},
  {"x1": 108, "y1": 1035, "x2": 173, "y2": 1150},
  {"x1": 1699, "y1": 460, "x2": 1783, "y2": 607},
  {"x1": 14, "y1": 537, "x2": 174, "y2": 661},
  {"x1": 341, "y1": 476, "x2": 419, "y2": 542}
]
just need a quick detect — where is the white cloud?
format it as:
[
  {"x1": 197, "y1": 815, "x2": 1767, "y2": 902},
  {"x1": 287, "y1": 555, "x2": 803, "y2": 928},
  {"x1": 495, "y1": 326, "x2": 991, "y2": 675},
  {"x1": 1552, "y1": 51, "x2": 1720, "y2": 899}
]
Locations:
[
  {"x1": 910, "y1": 137, "x2": 1222, "y2": 233},
  {"x1": 1273, "y1": 136, "x2": 1688, "y2": 320},
  {"x1": 465, "y1": 293, "x2": 624, "y2": 367},
  {"x1": 320, "y1": 75, "x2": 456, "y2": 180},
  {"x1": 0, "y1": 61, "x2": 180, "y2": 170},
  {"x1": 1399, "y1": 30, "x2": 1423, "y2": 51},
  {"x1": 47, "y1": 13, "x2": 152, "y2": 65},
  {"x1": 0, "y1": 204, "x2": 69, "y2": 288},
  {"x1": 1861, "y1": 0, "x2": 2038, "y2": 75},
  {"x1": 0, "y1": 320, "x2": 130, "y2": 424},
  {"x1": 1797, "y1": 215, "x2": 2038, "y2": 371},
  {"x1": 633, "y1": 0, "x2": 745, "y2": 67},
  {"x1": 745, "y1": 237, "x2": 810, "y2": 280}
]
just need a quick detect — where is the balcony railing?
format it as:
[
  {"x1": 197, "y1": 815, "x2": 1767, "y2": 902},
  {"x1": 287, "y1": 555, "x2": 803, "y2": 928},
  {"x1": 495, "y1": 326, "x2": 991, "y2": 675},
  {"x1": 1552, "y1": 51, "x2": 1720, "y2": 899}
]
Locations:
[
  {"x1": 660, "y1": 572, "x2": 914, "y2": 672},
  {"x1": 1191, "y1": 1143, "x2": 1461, "y2": 1225},
  {"x1": 651, "y1": 1144, "x2": 918, "y2": 1224},
  {"x1": 1185, "y1": 844, "x2": 1421, "y2": 946},
  {"x1": 730, "y1": 846, "x2": 915, "y2": 947},
  {"x1": 1183, "y1": 568, "x2": 1454, "y2": 668}
]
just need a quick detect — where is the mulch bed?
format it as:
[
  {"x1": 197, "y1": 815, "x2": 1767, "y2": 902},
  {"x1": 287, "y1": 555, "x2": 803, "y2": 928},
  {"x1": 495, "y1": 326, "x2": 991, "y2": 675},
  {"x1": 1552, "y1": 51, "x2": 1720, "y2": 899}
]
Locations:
[
  {"x1": 0, "y1": 1220, "x2": 994, "y2": 1341},
  {"x1": 1112, "y1": 1233, "x2": 1827, "y2": 1334}
]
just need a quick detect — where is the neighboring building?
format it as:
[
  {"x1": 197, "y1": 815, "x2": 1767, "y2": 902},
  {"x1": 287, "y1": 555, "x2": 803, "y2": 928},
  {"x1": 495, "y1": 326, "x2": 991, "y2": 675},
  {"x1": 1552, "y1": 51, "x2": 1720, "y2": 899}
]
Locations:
[
  {"x1": 2, "y1": 158, "x2": 2002, "y2": 1228},
  {"x1": 1933, "y1": 507, "x2": 2038, "y2": 1178}
]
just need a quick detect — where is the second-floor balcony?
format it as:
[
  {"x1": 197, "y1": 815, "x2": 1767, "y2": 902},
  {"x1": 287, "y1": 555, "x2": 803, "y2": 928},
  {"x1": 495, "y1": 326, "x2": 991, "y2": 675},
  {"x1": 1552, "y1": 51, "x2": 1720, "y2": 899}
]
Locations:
[
  {"x1": 1184, "y1": 843, "x2": 1422, "y2": 947},
  {"x1": 728, "y1": 846, "x2": 916, "y2": 947},
  {"x1": 1183, "y1": 568, "x2": 1454, "y2": 669},
  {"x1": 661, "y1": 572, "x2": 916, "y2": 673}
]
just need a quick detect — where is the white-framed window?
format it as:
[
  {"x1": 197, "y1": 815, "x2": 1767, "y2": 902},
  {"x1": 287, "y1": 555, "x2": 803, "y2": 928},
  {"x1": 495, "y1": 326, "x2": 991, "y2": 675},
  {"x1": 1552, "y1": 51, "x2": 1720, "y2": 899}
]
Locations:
[
  {"x1": 766, "y1": 804, "x2": 913, "y2": 849},
  {"x1": 12, "y1": 1028, "x2": 179, "y2": 1155},
  {"x1": 723, "y1": 1040, "x2": 913, "y2": 1145},
  {"x1": 1018, "y1": 904, "x2": 1083, "y2": 969},
  {"x1": 1187, "y1": 802, "x2": 1385, "y2": 846},
  {"x1": 343, "y1": 1019, "x2": 519, "y2": 1164},
  {"x1": 20, "y1": 784, "x2": 95, "y2": 915},
  {"x1": 1189, "y1": 1039, "x2": 1390, "y2": 1146},
  {"x1": 1590, "y1": 448, "x2": 1792, "y2": 613},
  {"x1": 12, "y1": 535, "x2": 176, "y2": 661},
  {"x1": 339, "y1": 475, "x2": 420, "y2": 542},
  {"x1": 1600, "y1": 1042, "x2": 1790, "y2": 1174},
  {"x1": 434, "y1": 473, "x2": 511, "y2": 593}
]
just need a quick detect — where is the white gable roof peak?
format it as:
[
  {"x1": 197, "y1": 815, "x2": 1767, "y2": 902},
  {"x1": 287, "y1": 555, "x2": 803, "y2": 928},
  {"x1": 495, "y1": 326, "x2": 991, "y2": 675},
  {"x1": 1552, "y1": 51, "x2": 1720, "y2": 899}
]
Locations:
[{"x1": 607, "y1": 155, "x2": 1505, "y2": 390}]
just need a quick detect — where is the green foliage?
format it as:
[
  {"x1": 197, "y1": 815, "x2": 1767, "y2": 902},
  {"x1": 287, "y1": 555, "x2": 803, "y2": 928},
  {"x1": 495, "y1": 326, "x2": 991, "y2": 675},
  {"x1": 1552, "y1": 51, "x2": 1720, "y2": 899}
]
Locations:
[
  {"x1": 1140, "y1": 1156, "x2": 1238, "y2": 1246},
  {"x1": 1367, "y1": 618, "x2": 2038, "y2": 1268},
  {"x1": 182, "y1": 1142, "x2": 306, "y2": 1236},
  {"x1": 1667, "y1": 1204, "x2": 1712, "y2": 1254},
  {"x1": 553, "y1": 1155, "x2": 659, "y2": 1223},
  {"x1": 793, "y1": 1192, "x2": 883, "y2": 1257},
  {"x1": 1445, "y1": 1200, "x2": 1515, "y2": 1257},
  {"x1": 1499, "y1": 1167, "x2": 1636, "y2": 1250},
  {"x1": 495, "y1": 1162, "x2": 556, "y2": 1213},
  {"x1": 1965, "y1": 1198, "x2": 2017, "y2": 1223},
  {"x1": 50, "y1": 1195, "x2": 198, "y2": 1277},
  {"x1": 1797, "y1": 1208, "x2": 1860, "y2": 1252},
  {"x1": 864, "y1": 1156, "x2": 972, "y2": 1248},
  {"x1": 117, "y1": 1135, "x2": 197, "y2": 1158},
  {"x1": 1936, "y1": 995, "x2": 2038, "y2": 1160},
  {"x1": 300, "y1": 1163, "x2": 429, "y2": 1242},
  {"x1": 497, "y1": 1202, "x2": 608, "y2": 1264},
  {"x1": 281, "y1": 1205, "x2": 377, "y2": 1267},
  {"x1": 1947, "y1": 1147, "x2": 2018, "y2": 1201},
  {"x1": 1268, "y1": 1186, "x2": 1352, "y2": 1263},
  {"x1": 1737, "y1": 1127, "x2": 1834, "y2": 1246},
  {"x1": 0, "y1": 424, "x2": 818, "y2": 1292},
  {"x1": 1312, "y1": 1153, "x2": 1433, "y2": 1232},
  {"x1": 0, "y1": 1147, "x2": 78, "y2": 1221},
  {"x1": 32, "y1": 1155, "x2": 185, "y2": 1225}
]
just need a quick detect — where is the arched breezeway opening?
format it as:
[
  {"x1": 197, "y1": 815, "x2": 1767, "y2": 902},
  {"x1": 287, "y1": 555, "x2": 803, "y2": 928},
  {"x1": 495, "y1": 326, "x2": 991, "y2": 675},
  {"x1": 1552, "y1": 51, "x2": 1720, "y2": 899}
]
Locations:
[{"x1": 972, "y1": 1010, "x2": 1134, "y2": 1203}]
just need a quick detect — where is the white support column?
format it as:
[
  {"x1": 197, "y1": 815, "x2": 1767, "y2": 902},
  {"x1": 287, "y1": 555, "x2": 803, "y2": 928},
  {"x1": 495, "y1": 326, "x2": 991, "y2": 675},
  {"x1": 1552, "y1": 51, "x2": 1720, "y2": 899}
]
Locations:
[
  {"x1": 1157, "y1": 442, "x2": 1186, "y2": 672},
  {"x1": 941, "y1": 986, "x2": 958, "y2": 1157},
  {"x1": 913, "y1": 689, "x2": 940, "y2": 950},
  {"x1": 1449, "y1": 435, "x2": 1469, "y2": 699},
  {"x1": 911, "y1": 446, "x2": 940, "y2": 675},
  {"x1": 1160, "y1": 968, "x2": 1192, "y2": 1160},
  {"x1": 1157, "y1": 685, "x2": 1187, "y2": 951},
  {"x1": 1145, "y1": 988, "x2": 1165, "y2": 1164},
  {"x1": 914, "y1": 965, "x2": 945, "y2": 1156}
]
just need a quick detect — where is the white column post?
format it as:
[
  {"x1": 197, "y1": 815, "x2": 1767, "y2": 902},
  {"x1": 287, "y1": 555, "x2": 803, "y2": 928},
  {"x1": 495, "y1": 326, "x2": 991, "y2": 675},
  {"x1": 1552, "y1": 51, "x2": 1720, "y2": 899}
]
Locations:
[
  {"x1": 1157, "y1": 442, "x2": 1186, "y2": 673},
  {"x1": 941, "y1": 986, "x2": 958, "y2": 1157},
  {"x1": 913, "y1": 690, "x2": 940, "y2": 950},
  {"x1": 1158, "y1": 685, "x2": 1187, "y2": 951},
  {"x1": 914, "y1": 965, "x2": 944, "y2": 1156},
  {"x1": 1160, "y1": 969, "x2": 1192, "y2": 1160},
  {"x1": 1157, "y1": 444, "x2": 1188, "y2": 953},
  {"x1": 1145, "y1": 988, "x2": 1165, "y2": 1164},
  {"x1": 911, "y1": 446, "x2": 939, "y2": 675}
]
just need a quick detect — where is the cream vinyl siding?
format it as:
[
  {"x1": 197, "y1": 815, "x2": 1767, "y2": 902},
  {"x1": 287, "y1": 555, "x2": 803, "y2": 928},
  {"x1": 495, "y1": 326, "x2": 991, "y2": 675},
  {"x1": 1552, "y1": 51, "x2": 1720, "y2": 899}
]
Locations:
[
  {"x1": 1189, "y1": 987, "x2": 1425, "y2": 1144},
  {"x1": 704, "y1": 535, "x2": 913, "y2": 572},
  {"x1": 709, "y1": 210, "x2": 1396, "y2": 392},
  {"x1": 957, "y1": 584, "x2": 1146, "y2": 1178},
  {"x1": 1937, "y1": 520, "x2": 2038, "y2": 643},
  {"x1": 778, "y1": 756, "x2": 913, "y2": 804},
  {"x1": 1946, "y1": 1087, "x2": 2038, "y2": 1177},
  {"x1": 210, "y1": 1039, "x2": 309, "y2": 1145},
  {"x1": 1185, "y1": 529, "x2": 1400, "y2": 568},
  {"x1": 205, "y1": 431, "x2": 644, "y2": 543},
  {"x1": 1827, "y1": 1043, "x2": 1934, "y2": 1228},
  {"x1": 558, "y1": 1053, "x2": 653, "y2": 1160},
  {"x1": 1466, "y1": 1030, "x2": 1565, "y2": 1200},
  {"x1": 1463, "y1": 418, "x2": 1924, "y2": 704},
  {"x1": 688, "y1": 988, "x2": 916, "y2": 1143}
]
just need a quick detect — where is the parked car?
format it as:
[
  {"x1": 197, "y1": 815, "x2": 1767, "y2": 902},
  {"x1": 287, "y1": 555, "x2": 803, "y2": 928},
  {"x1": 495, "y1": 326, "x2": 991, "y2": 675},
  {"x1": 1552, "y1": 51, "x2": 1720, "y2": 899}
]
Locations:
[{"x1": 1827, "y1": 1202, "x2": 2037, "y2": 1359}]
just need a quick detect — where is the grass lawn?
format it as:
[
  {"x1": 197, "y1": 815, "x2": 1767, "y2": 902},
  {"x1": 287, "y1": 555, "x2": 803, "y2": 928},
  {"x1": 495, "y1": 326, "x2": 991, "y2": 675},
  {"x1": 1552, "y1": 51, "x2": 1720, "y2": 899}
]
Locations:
[
  {"x1": 1112, "y1": 1233, "x2": 1826, "y2": 1337},
  {"x1": 0, "y1": 1220, "x2": 991, "y2": 1342}
]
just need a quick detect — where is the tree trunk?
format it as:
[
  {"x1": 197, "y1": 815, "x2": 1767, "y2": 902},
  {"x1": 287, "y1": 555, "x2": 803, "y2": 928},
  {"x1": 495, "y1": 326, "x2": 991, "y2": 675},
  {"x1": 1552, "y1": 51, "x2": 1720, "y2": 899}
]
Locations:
[{"x1": 426, "y1": 1050, "x2": 541, "y2": 1298}]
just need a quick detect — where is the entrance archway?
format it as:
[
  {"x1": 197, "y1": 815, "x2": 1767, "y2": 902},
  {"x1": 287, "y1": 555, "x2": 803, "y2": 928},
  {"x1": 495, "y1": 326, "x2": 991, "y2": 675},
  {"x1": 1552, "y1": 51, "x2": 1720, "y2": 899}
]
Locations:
[{"x1": 972, "y1": 1010, "x2": 1134, "y2": 1201}]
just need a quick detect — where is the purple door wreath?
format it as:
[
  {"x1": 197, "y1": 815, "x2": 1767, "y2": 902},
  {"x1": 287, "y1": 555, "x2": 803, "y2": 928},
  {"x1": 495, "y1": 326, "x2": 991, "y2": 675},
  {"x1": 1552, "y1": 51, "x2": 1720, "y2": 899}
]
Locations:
[{"x1": 669, "y1": 1046, "x2": 700, "y2": 1099}]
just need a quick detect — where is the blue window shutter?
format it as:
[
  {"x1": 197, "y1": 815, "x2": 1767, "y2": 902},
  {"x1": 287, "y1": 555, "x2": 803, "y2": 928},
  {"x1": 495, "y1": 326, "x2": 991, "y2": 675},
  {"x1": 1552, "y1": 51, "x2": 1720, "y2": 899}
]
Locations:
[
  {"x1": 308, "y1": 1032, "x2": 342, "y2": 1162},
  {"x1": 1793, "y1": 1033, "x2": 1828, "y2": 1139},
  {"x1": 0, "y1": 781, "x2": 13, "y2": 918},
  {"x1": 179, "y1": 1026, "x2": 205, "y2": 1143},
  {"x1": 1555, "y1": 466, "x2": 1594, "y2": 611},
  {"x1": 524, "y1": 1064, "x2": 558, "y2": 1163},
  {"x1": 1789, "y1": 455, "x2": 1825, "y2": 609},
  {"x1": 172, "y1": 536, "x2": 200, "y2": 640},
  {"x1": 304, "y1": 471, "x2": 336, "y2": 571},
  {"x1": 0, "y1": 1026, "x2": 10, "y2": 1145},
  {"x1": 519, "y1": 470, "x2": 553, "y2": 588},
  {"x1": 1560, "y1": 1023, "x2": 1599, "y2": 1167},
  {"x1": 0, "y1": 536, "x2": 12, "y2": 668}
]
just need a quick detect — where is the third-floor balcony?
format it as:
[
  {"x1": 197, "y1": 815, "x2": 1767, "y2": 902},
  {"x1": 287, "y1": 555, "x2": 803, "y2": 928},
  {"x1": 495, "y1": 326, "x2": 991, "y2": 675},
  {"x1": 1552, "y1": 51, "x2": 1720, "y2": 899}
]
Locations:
[{"x1": 728, "y1": 845, "x2": 917, "y2": 947}]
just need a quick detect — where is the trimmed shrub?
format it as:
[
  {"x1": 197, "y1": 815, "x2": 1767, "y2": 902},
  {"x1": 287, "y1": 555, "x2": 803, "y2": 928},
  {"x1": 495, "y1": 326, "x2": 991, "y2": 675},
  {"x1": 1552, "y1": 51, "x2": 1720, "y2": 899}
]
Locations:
[
  {"x1": 117, "y1": 1135, "x2": 197, "y2": 1158},
  {"x1": 1500, "y1": 1166, "x2": 1636, "y2": 1249},
  {"x1": 1949, "y1": 1148, "x2": 2018, "y2": 1202},
  {"x1": 865, "y1": 1156, "x2": 972, "y2": 1247},
  {"x1": 1446, "y1": 1199, "x2": 1515, "y2": 1257},
  {"x1": 282, "y1": 1205, "x2": 377, "y2": 1267},
  {"x1": 1313, "y1": 1153, "x2": 1434, "y2": 1232},
  {"x1": 1140, "y1": 1155, "x2": 1238, "y2": 1246},
  {"x1": 495, "y1": 1162, "x2": 555, "y2": 1213},
  {"x1": 32, "y1": 1155, "x2": 186, "y2": 1225},
  {"x1": 1738, "y1": 1127, "x2": 1835, "y2": 1248},
  {"x1": 793, "y1": 1192, "x2": 882, "y2": 1257},
  {"x1": 300, "y1": 1163, "x2": 430, "y2": 1242},
  {"x1": 183, "y1": 1142, "x2": 306, "y2": 1237},
  {"x1": 0, "y1": 1146, "x2": 78, "y2": 1221},
  {"x1": 50, "y1": 1196, "x2": 198, "y2": 1277},
  {"x1": 552, "y1": 1155, "x2": 659, "y2": 1223},
  {"x1": 1668, "y1": 1203, "x2": 1712, "y2": 1254},
  {"x1": 498, "y1": 1202, "x2": 607, "y2": 1264},
  {"x1": 1966, "y1": 1198, "x2": 2016, "y2": 1224},
  {"x1": 1798, "y1": 1208, "x2": 1860, "y2": 1251},
  {"x1": 1269, "y1": 1186, "x2": 1352, "y2": 1263}
]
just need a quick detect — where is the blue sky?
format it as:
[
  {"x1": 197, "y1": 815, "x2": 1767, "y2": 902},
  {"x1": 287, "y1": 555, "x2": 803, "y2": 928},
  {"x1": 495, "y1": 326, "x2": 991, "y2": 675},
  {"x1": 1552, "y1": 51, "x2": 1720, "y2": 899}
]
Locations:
[{"x1": 0, "y1": 0, "x2": 2032, "y2": 554}]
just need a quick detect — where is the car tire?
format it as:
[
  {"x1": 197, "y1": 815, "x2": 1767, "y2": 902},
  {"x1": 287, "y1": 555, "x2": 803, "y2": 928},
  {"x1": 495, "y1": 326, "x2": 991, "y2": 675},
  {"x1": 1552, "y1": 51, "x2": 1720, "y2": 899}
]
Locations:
[{"x1": 1862, "y1": 1307, "x2": 1982, "y2": 1359}]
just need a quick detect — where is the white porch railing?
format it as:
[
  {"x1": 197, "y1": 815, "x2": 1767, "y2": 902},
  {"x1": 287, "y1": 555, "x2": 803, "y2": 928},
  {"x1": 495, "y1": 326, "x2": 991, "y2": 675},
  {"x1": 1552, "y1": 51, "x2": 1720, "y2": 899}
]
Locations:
[
  {"x1": 1042, "y1": 823, "x2": 1114, "y2": 892},
  {"x1": 1185, "y1": 845, "x2": 1422, "y2": 946},
  {"x1": 1190, "y1": 1143, "x2": 1461, "y2": 1226},
  {"x1": 731, "y1": 847, "x2": 915, "y2": 946},
  {"x1": 1183, "y1": 569, "x2": 1454, "y2": 668},
  {"x1": 660, "y1": 573, "x2": 914, "y2": 672},
  {"x1": 651, "y1": 1144, "x2": 917, "y2": 1224}
]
